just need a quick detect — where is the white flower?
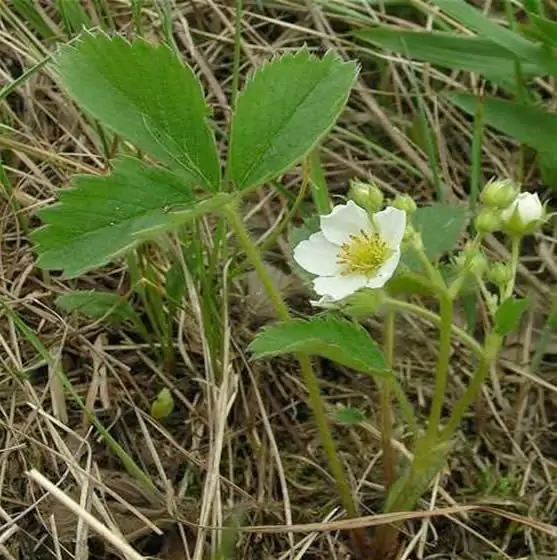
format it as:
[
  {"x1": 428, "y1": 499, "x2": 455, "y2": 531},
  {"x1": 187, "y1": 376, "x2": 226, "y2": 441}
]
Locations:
[
  {"x1": 294, "y1": 201, "x2": 406, "y2": 302},
  {"x1": 501, "y1": 192, "x2": 544, "y2": 235}
]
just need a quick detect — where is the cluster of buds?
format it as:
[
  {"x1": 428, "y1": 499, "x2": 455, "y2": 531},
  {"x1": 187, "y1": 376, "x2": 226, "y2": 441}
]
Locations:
[
  {"x1": 476, "y1": 178, "x2": 545, "y2": 236},
  {"x1": 348, "y1": 179, "x2": 417, "y2": 215}
]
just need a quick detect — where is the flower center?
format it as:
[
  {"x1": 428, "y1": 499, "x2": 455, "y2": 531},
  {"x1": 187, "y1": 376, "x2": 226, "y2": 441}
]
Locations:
[{"x1": 337, "y1": 231, "x2": 392, "y2": 276}]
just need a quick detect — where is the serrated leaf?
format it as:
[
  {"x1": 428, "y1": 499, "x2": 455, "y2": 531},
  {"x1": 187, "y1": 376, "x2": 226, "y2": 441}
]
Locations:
[
  {"x1": 412, "y1": 203, "x2": 469, "y2": 259},
  {"x1": 249, "y1": 316, "x2": 387, "y2": 374},
  {"x1": 33, "y1": 157, "x2": 200, "y2": 277},
  {"x1": 54, "y1": 32, "x2": 220, "y2": 190},
  {"x1": 55, "y1": 290, "x2": 138, "y2": 323},
  {"x1": 335, "y1": 407, "x2": 365, "y2": 425},
  {"x1": 355, "y1": 28, "x2": 544, "y2": 86},
  {"x1": 229, "y1": 49, "x2": 358, "y2": 191},
  {"x1": 495, "y1": 297, "x2": 529, "y2": 335}
]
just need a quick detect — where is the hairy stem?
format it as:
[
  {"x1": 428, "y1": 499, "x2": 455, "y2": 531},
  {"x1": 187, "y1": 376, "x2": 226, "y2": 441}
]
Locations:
[
  {"x1": 380, "y1": 310, "x2": 396, "y2": 490},
  {"x1": 383, "y1": 297, "x2": 483, "y2": 356},
  {"x1": 425, "y1": 294, "x2": 453, "y2": 441}
]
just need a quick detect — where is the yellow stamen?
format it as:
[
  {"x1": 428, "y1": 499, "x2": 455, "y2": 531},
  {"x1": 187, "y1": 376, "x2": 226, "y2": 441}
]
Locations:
[{"x1": 337, "y1": 231, "x2": 391, "y2": 276}]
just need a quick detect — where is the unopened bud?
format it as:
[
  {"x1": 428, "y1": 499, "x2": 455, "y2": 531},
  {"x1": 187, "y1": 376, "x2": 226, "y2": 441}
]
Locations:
[
  {"x1": 348, "y1": 179, "x2": 384, "y2": 212},
  {"x1": 455, "y1": 243, "x2": 487, "y2": 278},
  {"x1": 480, "y1": 178, "x2": 519, "y2": 209},
  {"x1": 474, "y1": 208, "x2": 501, "y2": 233},
  {"x1": 487, "y1": 262, "x2": 513, "y2": 286},
  {"x1": 391, "y1": 194, "x2": 417, "y2": 214},
  {"x1": 468, "y1": 252, "x2": 488, "y2": 278},
  {"x1": 501, "y1": 192, "x2": 545, "y2": 236},
  {"x1": 151, "y1": 388, "x2": 174, "y2": 420}
]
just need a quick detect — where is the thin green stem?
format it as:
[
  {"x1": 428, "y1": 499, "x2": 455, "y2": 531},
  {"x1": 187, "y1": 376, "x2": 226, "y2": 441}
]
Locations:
[
  {"x1": 383, "y1": 298, "x2": 483, "y2": 356},
  {"x1": 380, "y1": 310, "x2": 396, "y2": 491},
  {"x1": 374, "y1": 310, "x2": 400, "y2": 557},
  {"x1": 425, "y1": 295, "x2": 453, "y2": 441},
  {"x1": 224, "y1": 204, "x2": 357, "y2": 518},
  {"x1": 503, "y1": 237, "x2": 521, "y2": 300},
  {"x1": 386, "y1": 375, "x2": 419, "y2": 436},
  {"x1": 440, "y1": 332, "x2": 501, "y2": 440},
  {"x1": 441, "y1": 237, "x2": 520, "y2": 440}
]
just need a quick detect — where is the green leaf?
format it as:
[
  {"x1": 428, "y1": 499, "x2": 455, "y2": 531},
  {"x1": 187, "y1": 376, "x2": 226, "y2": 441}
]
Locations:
[
  {"x1": 495, "y1": 297, "x2": 529, "y2": 335},
  {"x1": 448, "y1": 93, "x2": 557, "y2": 177},
  {"x1": 355, "y1": 28, "x2": 544, "y2": 85},
  {"x1": 55, "y1": 290, "x2": 138, "y2": 323},
  {"x1": 229, "y1": 49, "x2": 358, "y2": 191},
  {"x1": 33, "y1": 157, "x2": 201, "y2": 277},
  {"x1": 335, "y1": 407, "x2": 365, "y2": 425},
  {"x1": 412, "y1": 203, "x2": 469, "y2": 259},
  {"x1": 431, "y1": 0, "x2": 557, "y2": 74},
  {"x1": 528, "y1": 13, "x2": 557, "y2": 47},
  {"x1": 54, "y1": 32, "x2": 220, "y2": 190},
  {"x1": 250, "y1": 316, "x2": 387, "y2": 374}
]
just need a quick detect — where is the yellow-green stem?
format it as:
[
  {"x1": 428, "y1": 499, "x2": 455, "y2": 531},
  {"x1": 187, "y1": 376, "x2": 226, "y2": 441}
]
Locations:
[
  {"x1": 380, "y1": 310, "x2": 396, "y2": 490},
  {"x1": 224, "y1": 204, "x2": 358, "y2": 518},
  {"x1": 441, "y1": 236, "x2": 520, "y2": 440},
  {"x1": 383, "y1": 297, "x2": 483, "y2": 356},
  {"x1": 374, "y1": 310, "x2": 400, "y2": 556},
  {"x1": 425, "y1": 295, "x2": 453, "y2": 441},
  {"x1": 440, "y1": 332, "x2": 501, "y2": 440}
]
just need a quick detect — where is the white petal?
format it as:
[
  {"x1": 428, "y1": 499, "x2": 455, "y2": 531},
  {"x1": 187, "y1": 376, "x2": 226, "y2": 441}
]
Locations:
[
  {"x1": 364, "y1": 250, "x2": 401, "y2": 289},
  {"x1": 293, "y1": 232, "x2": 340, "y2": 276},
  {"x1": 313, "y1": 274, "x2": 368, "y2": 301},
  {"x1": 373, "y1": 207, "x2": 406, "y2": 249},
  {"x1": 320, "y1": 201, "x2": 371, "y2": 245},
  {"x1": 517, "y1": 192, "x2": 542, "y2": 222}
]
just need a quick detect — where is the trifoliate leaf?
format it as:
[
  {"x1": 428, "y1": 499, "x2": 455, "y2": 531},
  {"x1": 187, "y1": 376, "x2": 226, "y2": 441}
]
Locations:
[
  {"x1": 55, "y1": 290, "x2": 138, "y2": 323},
  {"x1": 33, "y1": 157, "x2": 199, "y2": 277},
  {"x1": 229, "y1": 48, "x2": 358, "y2": 191},
  {"x1": 54, "y1": 31, "x2": 220, "y2": 190},
  {"x1": 249, "y1": 316, "x2": 387, "y2": 374}
]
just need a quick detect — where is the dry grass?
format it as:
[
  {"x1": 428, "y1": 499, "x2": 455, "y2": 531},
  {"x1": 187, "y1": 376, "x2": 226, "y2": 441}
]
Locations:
[{"x1": 0, "y1": 1, "x2": 556, "y2": 559}]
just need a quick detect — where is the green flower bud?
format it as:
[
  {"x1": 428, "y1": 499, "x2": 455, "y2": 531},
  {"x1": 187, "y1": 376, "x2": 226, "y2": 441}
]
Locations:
[
  {"x1": 151, "y1": 388, "x2": 174, "y2": 420},
  {"x1": 501, "y1": 192, "x2": 545, "y2": 236},
  {"x1": 455, "y1": 243, "x2": 487, "y2": 278},
  {"x1": 480, "y1": 178, "x2": 519, "y2": 209},
  {"x1": 487, "y1": 262, "x2": 513, "y2": 286},
  {"x1": 468, "y1": 252, "x2": 488, "y2": 278},
  {"x1": 474, "y1": 208, "x2": 501, "y2": 233},
  {"x1": 403, "y1": 224, "x2": 423, "y2": 249},
  {"x1": 391, "y1": 194, "x2": 417, "y2": 214},
  {"x1": 348, "y1": 179, "x2": 384, "y2": 212}
]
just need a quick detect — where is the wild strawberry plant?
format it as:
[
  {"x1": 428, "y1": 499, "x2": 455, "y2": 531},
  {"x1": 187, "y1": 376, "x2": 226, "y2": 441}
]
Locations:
[{"x1": 33, "y1": 30, "x2": 549, "y2": 558}]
